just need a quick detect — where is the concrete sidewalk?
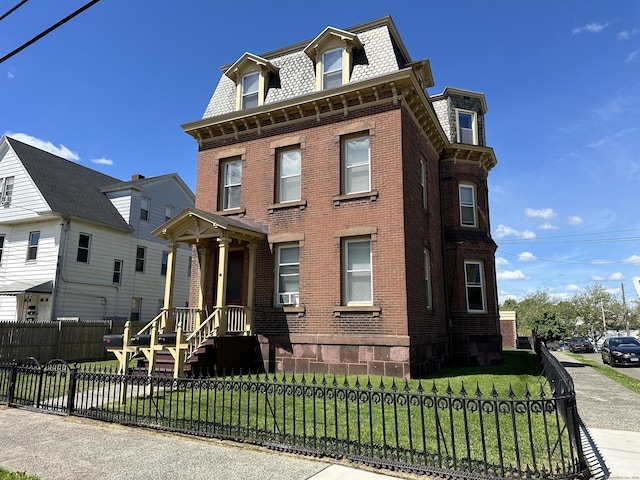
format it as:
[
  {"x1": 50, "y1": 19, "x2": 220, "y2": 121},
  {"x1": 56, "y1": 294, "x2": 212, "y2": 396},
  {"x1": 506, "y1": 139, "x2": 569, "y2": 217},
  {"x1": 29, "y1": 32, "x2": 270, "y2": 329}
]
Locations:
[
  {"x1": 0, "y1": 407, "x2": 405, "y2": 480},
  {"x1": 552, "y1": 352, "x2": 640, "y2": 479}
]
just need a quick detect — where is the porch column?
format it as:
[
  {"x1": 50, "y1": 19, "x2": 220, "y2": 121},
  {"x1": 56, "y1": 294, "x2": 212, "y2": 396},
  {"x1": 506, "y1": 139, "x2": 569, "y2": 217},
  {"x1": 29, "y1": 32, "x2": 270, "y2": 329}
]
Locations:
[
  {"x1": 162, "y1": 241, "x2": 178, "y2": 332},
  {"x1": 215, "y1": 236, "x2": 230, "y2": 336},
  {"x1": 196, "y1": 246, "x2": 207, "y2": 332},
  {"x1": 246, "y1": 242, "x2": 258, "y2": 334}
]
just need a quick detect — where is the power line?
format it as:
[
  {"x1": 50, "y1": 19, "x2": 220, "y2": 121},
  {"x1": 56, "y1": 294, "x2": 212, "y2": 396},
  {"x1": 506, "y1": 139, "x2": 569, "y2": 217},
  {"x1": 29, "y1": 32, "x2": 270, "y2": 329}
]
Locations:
[
  {"x1": 0, "y1": 0, "x2": 101, "y2": 65},
  {"x1": 0, "y1": 0, "x2": 29, "y2": 22}
]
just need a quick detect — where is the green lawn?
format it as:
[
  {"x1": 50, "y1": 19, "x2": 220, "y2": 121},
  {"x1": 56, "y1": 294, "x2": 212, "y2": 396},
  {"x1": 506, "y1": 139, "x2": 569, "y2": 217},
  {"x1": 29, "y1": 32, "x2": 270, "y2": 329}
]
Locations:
[
  {"x1": 566, "y1": 353, "x2": 640, "y2": 394},
  {"x1": 0, "y1": 469, "x2": 38, "y2": 480}
]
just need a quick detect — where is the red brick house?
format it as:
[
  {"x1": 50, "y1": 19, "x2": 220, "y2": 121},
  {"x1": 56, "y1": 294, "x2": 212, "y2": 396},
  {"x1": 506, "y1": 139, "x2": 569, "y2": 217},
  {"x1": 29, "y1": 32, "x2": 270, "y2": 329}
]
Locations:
[{"x1": 153, "y1": 16, "x2": 501, "y2": 377}]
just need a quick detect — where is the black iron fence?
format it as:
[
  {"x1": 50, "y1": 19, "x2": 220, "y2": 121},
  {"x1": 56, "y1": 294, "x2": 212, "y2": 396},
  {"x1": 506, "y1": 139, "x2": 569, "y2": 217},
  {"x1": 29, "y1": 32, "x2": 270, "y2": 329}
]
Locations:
[{"x1": 0, "y1": 356, "x2": 588, "y2": 480}]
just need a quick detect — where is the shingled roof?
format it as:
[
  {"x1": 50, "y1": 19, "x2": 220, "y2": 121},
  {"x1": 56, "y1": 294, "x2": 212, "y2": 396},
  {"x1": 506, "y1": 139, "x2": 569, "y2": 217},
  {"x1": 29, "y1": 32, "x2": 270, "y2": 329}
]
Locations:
[{"x1": 6, "y1": 137, "x2": 133, "y2": 231}]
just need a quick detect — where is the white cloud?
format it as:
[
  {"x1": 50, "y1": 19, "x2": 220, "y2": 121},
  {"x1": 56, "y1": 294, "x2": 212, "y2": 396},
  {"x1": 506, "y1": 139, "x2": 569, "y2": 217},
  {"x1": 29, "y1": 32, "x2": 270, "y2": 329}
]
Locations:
[
  {"x1": 525, "y1": 208, "x2": 556, "y2": 220},
  {"x1": 497, "y1": 270, "x2": 530, "y2": 281},
  {"x1": 568, "y1": 216, "x2": 584, "y2": 225},
  {"x1": 626, "y1": 50, "x2": 640, "y2": 63},
  {"x1": 587, "y1": 127, "x2": 637, "y2": 147},
  {"x1": 91, "y1": 157, "x2": 114, "y2": 165},
  {"x1": 623, "y1": 255, "x2": 640, "y2": 267},
  {"x1": 607, "y1": 272, "x2": 625, "y2": 281},
  {"x1": 518, "y1": 251, "x2": 537, "y2": 262},
  {"x1": 566, "y1": 284, "x2": 581, "y2": 292},
  {"x1": 6, "y1": 67, "x2": 16, "y2": 80},
  {"x1": 6, "y1": 132, "x2": 79, "y2": 161},
  {"x1": 619, "y1": 28, "x2": 640, "y2": 40},
  {"x1": 572, "y1": 22, "x2": 610, "y2": 35},
  {"x1": 494, "y1": 224, "x2": 536, "y2": 240},
  {"x1": 591, "y1": 275, "x2": 605, "y2": 281},
  {"x1": 590, "y1": 272, "x2": 625, "y2": 282},
  {"x1": 495, "y1": 257, "x2": 509, "y2": 266},
  {"x1": 539, "y1": 222, "x2": 558, "y2": 230}
]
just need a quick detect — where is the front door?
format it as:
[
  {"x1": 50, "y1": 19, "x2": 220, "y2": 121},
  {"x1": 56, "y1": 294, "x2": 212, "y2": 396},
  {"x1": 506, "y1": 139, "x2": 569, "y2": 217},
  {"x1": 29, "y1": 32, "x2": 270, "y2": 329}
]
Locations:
[{"x1": 226, "y1": 250, "x2": 243, "y2": 305}]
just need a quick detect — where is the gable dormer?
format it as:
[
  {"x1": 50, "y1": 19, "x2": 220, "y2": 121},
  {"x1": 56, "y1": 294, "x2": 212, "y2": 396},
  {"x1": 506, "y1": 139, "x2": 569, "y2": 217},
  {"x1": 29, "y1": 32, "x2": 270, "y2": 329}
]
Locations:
[
  {"x1": 224, "y1": 53, "x2": 278, "y2": 110},
  {"x1": 303, "y1": 26, "x2": 362, "y2": 91}
]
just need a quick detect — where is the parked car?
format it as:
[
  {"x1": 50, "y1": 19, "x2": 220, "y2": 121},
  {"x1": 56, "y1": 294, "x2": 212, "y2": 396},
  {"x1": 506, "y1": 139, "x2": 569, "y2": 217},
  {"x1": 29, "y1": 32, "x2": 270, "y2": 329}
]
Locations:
[
  {"x1": 568, "y1": 336, "x2": 595, "y2": 353},
  {"x1": 601, "y1": 336, "x2": 640, "y2": 367},
  {"x1": 557, "y1": 341, "x2": 569, "y2": 352}
]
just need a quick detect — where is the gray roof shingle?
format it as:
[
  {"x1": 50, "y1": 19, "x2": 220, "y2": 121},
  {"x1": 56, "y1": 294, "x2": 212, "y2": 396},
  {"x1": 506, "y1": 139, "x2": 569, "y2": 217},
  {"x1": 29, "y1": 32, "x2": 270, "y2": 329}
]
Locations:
[{"x1": 7, "y1": 137, "x2": 133, "y2": 231}]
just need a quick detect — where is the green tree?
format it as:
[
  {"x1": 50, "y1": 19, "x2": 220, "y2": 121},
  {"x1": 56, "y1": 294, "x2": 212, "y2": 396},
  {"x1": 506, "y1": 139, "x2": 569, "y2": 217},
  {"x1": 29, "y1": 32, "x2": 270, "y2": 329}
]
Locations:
[{"x1": 573, "y1": 283, "x2": 619, "y2": 344}]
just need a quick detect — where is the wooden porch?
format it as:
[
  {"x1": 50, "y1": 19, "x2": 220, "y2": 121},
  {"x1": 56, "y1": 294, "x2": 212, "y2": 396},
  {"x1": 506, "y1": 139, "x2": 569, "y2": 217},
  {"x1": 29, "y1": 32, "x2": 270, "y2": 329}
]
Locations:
[{"x1": 105, "y1": 208, "x2": 267, "y2": 377}]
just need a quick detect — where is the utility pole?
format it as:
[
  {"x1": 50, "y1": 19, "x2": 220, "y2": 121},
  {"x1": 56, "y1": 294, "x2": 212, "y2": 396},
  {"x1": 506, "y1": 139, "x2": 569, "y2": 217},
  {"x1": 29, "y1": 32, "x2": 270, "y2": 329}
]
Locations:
[
  {"x1": 601, "y1": 302, "x2": 607, "y2": 336},
  {"x1": 621, "y1": 282, "x2": 629, "y2": 336}
]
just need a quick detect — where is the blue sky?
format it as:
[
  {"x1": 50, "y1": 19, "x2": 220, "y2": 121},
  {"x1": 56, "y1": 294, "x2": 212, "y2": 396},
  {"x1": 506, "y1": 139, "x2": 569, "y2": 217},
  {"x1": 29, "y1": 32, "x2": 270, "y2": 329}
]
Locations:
[{"x1": 2, "y1": 1, "x2": 640, "y2": 304}]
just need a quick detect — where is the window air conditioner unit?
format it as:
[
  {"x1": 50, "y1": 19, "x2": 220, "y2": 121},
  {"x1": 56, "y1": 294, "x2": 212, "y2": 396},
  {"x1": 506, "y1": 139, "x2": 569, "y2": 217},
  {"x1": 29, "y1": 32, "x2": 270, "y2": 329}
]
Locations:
[
  {"x1": 279, "y1": 293, "x2": 299, "y2": 305},
  {"x1": 0, "y1": 196, "x2": 7, "y2": 205}
]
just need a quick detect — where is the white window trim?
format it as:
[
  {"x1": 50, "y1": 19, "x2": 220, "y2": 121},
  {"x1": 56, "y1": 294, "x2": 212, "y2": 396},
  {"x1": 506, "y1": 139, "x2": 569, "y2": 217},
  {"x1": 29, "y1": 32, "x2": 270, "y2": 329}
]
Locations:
[
  {"x1": 277, "y1": 147, "x2": 302, "y2": 203},
  {"x1": 113, "y1": 259, "x2": 123, "y2": 284},
  {"x1": 322, "y1": 48, "x2": 343, "y2": 90},
  {"x1": 459, "y1": 183, "x2": 477, "y2": 227},
  {"x1": 222, "y1": 159, "x2": 242, "y2": 210},
  {"x1": 275, "y1": 244, "x2": 300, "y2": 306},
  {"x1": 344, "y1": 237, "x2": 373, "y2": 306},
  {"x1": 455, "y1": 108, "x2": 478, "y2": 145},
  {"x1": 140, "y1": 197, "x2": 151, "y2": 222},
  {"x1": 165, "y1": 205, "x2": 174, "y2": 222},
  {"x1": 26, "y1": 231, "x2": 40, "y2": 261},
  {"x1": 464, "y1": 260, "x2": 486, "y2": 313},
  {"x1": 77, "y1": 233, "x2": 91, "y2": 263},
  {"x1": 1, "y1": 176, "x2": 15, "y2": 205},
  {"x1": 343, "y1": 134, "x2": 371, "y2": 195},
  {"x1": 241, "y1": 71, "x2": 259, "y2": 110},
  {"x1": 135, "y1": 246, "x2": 146, "y2": 273}
]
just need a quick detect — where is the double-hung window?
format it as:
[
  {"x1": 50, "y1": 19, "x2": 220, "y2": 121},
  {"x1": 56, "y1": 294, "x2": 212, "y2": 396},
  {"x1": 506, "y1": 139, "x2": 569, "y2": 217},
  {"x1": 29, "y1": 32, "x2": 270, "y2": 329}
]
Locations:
[
  {"x1": 420, "y1": 157, "x2": 427, "y2": 209},
  {"x1": 276, "y1": 245, "x2": 300, "y2": 306},
  {"x1": 165, "y1": 205, "x2": 174, "y2": 222},
  {"x1": 222, "y1": 159, "x2": 242, "y2": 210},
  {"x1": 1, "y1": 176, "x2": 14, "y2": 205},
  {"x1": 456, "y1": 109, "x2": 477, "y2": 145},
  {"x1": 77, "y1": 233, "x2": 91, "y2": 263},
  {"x1": 131, "y1": 297, "x2": 142, "y2": 322},
  {"x1": 140, "y1": 197, "x2": 150, "y2": 221},
  {"x1": 0, "y1": 235, "x2": 4, "y2": 265},
  {"x1": 344, "y1": 238, "x2": 372, "y2": 305},
  {"x1": 322, "y1": 48, "x2": 343, "y2": 90},
  {"x1": 424, "y1": 249, "x2": 432, "y2": 309},
  {"x1": 344, "y1": 134, "x2": 370, "y2": 194},
  {"x1": 459, "y1": 184, "x2": 476, "y2": 227},
  {"x1": 277, "y1": 147, "x2": 301, "y2": 203},
  {"x1": 27, "y1": 231, "x2": 40, "y2": 261},
  {"x1": 241, "y1": 72, "x2": 259, "y2": 109},
  {"x1": 135, "y1": 246, "x2": 146, "y2": 272},
  {"x1": 113, "y1": 260, "x2": 123, "y2": 284},
  {"x1": 465, "y1": 261, "x2": 485, "y2": 312}
]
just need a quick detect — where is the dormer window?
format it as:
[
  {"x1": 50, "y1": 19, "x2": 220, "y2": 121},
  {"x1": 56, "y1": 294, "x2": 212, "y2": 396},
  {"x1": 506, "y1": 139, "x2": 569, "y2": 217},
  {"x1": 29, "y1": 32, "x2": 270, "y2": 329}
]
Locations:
[
  {"x1": 322, "y1": 48, "x2": 343, "y2": 90},
  {"x1": 456, "y1": 109, "x2": 478, "y2": 145},
  {"x1": 304, "y1": 26, "x2": 362, "y2": 92},
  {"x1": 241, "y1": 72, "x2": 259, "y2": 109},
  {"x1": 224, "y1": 53, "x2": 278, "y2": 111}
]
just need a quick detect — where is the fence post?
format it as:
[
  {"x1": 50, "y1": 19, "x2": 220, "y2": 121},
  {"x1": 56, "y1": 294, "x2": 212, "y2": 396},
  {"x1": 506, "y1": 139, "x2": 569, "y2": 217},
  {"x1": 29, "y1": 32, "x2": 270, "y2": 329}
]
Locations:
[
  {"x1": 6, "y1": 360, "x2": 18, "y2": 406},
  {"x1": 66, "y1": 365, "x2": 78, "y2": 415}
]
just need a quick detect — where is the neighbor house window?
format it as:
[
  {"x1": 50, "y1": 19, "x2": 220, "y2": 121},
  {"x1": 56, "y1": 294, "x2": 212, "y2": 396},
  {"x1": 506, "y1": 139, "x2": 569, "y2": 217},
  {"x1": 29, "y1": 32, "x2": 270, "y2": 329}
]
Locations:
[
  {"x1": 420, "y1": 157, "x2": 427, "y2": 209},
  {"x1": 424, "y1": 249, "x2": 432, "y2": 309},
  {"x1": 165, "y1": 205, "x2": 174, "y2": 222},
  {"x1": 222, "y1": 159, "x2": 242, "y2": 210},
  {"x1": 140, "y1": 197, "x2": 150, "y2": 221},
  {"x1": 344, "y1": 238, "x2": 372, "y2": 305},
  {"x1": 76, "y1": 233, "x2": 91, "y2": 263},
  {"x1": 161, "y1": 251, "x2": 168, "y2": 276},
  {"x1": 0, "y1": 235, "x2": 4, "y2": 264},
  {"x1": 343, "y1": 134, "x2": 370, "y2": 194},
  {"x1": 131, "y1": 297, "x2": 142, "y2": 322},
  {"x1": 459, "y1": 184, "x2": 476, "y2": 227},
  {"x1": 276, "y1": 244, "x2": 300, "y2": 306},
  {"x1": 27, "y1": 231, "x2": 40, "y2": 261},
  {"x1": 1, "y1": 176, "x2": 14, "y2": 205},
  {"x1": 113, "y1": 260, "x2": 123, "y2": 284},
  {"x1": 187, "y1": 256, "x2": 192, "y2": 278},
  {"x1": 465, "y1": 261, "x2": 485, "y2": 312},
  {"x1": 456, "y1": 109, "x2": 477, "y2": 145},
  {"x1": 135, "y1": 246, "x2": 146, "y2": 272},
  {"x1": 322, "y1": 48, "x2": 343, "y2": 90},
  {"x1": 241, "y1": 72, "x2": 259, "y2": 109},
  {"x1": 277, "y1": 147, "x2": 301, "y2": 203}
]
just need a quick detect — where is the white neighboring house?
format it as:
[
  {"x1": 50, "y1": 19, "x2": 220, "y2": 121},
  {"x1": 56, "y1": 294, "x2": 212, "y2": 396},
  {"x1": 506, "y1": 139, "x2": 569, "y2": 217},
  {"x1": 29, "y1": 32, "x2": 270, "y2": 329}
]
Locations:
[{"x1": 0, "y1": 135, "x2": 195, "y2": 323}]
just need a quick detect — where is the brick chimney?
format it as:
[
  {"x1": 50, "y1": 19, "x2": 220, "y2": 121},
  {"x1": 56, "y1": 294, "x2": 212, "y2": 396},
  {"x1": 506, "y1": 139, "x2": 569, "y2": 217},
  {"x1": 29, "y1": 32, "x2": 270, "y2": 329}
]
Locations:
[{"x1": 131, "y1": 174, "x2": 145, "y2": 181}]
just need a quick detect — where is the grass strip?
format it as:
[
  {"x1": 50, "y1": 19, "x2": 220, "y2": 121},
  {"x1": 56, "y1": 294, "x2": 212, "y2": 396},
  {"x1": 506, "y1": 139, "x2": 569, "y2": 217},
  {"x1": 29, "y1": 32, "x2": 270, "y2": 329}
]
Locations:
[
  {"x1": 0, "y1": 469, "x2": 39, "y2": 480},
  {"x1": 566, "y1": 353, "x2": 640, "y2": 394}
]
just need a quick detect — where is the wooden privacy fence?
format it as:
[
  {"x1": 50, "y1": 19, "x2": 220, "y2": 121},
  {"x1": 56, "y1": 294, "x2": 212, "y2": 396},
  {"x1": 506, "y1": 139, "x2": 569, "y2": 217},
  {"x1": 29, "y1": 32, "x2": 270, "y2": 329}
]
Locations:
[{"x1": 0, "y1": 321, "x2": 146, "y2": 363}]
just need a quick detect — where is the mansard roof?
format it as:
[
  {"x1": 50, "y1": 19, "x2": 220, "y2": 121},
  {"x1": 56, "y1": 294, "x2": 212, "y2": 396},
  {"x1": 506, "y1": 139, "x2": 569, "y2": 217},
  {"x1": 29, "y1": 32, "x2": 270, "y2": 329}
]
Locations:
[{"x1": 223, "y1": 52, "x2": 278, "y2": 82}]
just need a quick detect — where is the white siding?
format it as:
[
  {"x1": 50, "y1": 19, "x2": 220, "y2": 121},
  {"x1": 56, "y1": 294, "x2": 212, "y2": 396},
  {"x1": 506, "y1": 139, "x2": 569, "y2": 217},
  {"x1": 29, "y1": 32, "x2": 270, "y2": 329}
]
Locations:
[{"x1": 105, "y1": 190, "x2": 133, "y2": 223}]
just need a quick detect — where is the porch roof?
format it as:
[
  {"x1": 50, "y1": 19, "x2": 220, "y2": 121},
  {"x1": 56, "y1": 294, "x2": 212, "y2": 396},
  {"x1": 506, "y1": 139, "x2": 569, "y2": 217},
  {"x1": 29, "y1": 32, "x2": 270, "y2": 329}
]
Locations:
[
  {"x1": 151, "y1": 207, "x2": 267, "y2": 244},
  {"x1": 0, "y1": 280, "x2": 53, "y2": 296}
]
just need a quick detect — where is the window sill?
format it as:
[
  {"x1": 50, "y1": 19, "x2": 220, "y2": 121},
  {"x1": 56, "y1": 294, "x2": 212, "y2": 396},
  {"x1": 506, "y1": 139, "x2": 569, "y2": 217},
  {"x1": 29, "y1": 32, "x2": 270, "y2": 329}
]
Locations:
[
  {"x1": 332, "y1": 190, "x2": 378, "y2": 206},
  {"x1": 333, "y1": 306, "x2": 381, "y2": 317},
  {"x1": 216, "y1": 207, "x2": 246, "y2": 216},
  {"x1": 265, "y1": 305, "x2": 306, "y2": 316},
  {"x1": 268, "y1": 200, "x2": 307, "y2": 213}
]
